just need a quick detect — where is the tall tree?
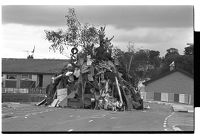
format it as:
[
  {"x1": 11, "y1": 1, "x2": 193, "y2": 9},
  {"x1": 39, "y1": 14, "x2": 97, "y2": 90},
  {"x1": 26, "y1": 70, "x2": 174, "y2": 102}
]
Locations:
[
  {"x1": 148, "y1": 50, "x2": 161, "y2": 67},
  {"x1": 184, "y1": 44, "x2": 194, "y2": 55},
  {"x1": 45, "y1": 8, "x2": 99, "y2": 57},
  {"x1": 175, "y1": 55, "x2": 194, "y2": 74},
  {"x1": 164, "y1": 48, "x2": 179, "y2": 65},
  {"x1": 157, "y1": 46, "x2": 193, "y2": 76},
  {"x1": 165, "y1": 48, "x2": 179, "y2": 58}
]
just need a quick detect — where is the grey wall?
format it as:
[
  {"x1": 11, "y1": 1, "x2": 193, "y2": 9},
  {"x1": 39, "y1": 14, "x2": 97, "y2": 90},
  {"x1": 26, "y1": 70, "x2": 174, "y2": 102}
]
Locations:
[{"x1": 42, "y1": 74, "x2": 53, "y2": 88}]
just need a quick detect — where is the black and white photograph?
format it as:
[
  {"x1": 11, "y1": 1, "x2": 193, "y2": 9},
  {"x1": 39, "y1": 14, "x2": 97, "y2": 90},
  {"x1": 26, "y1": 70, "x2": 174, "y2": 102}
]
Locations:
[{"x1": 1, "y1": 2, "x2": 196, "y2": 133}]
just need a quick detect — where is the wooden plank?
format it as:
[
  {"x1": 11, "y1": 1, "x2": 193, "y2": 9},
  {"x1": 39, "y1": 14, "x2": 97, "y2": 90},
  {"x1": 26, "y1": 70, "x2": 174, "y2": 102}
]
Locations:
[
  {"x1": 49, "y1": 99, "x2": 59, "y2": 107},
  {"x1": 115, "y1": 77, "x2": 123, "y2": 105},
  {"x1": 57, "y1": 88, "x2": 68, "y2": 102}
]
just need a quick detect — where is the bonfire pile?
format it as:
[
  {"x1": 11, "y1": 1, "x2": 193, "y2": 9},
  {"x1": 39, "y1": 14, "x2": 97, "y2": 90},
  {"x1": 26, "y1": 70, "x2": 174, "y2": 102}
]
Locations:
[{"x1": 37, "y1": 27, "x2": 143, "y2": 111}]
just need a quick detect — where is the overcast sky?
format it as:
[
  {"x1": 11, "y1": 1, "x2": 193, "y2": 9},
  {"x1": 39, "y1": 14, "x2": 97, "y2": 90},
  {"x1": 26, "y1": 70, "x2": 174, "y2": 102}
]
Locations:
[{"x1": 2, "y1": 5, "x2": 193, "y2": 59}]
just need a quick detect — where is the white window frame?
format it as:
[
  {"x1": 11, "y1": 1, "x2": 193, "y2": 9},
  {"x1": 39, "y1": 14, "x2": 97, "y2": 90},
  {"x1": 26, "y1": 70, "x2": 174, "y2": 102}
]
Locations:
[
  {"x1": 21, "y1": 74, "x2": 32, "y2": 80},
  {"x1": 6, "y1": 74, "x2": 17, "y2": 80}
]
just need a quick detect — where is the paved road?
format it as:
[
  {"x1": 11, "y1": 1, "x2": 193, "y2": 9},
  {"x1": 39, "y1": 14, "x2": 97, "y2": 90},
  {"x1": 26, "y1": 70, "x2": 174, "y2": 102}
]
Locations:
[
  {"x1": 167, "y1": 112, "x2": 194, "y2": 131},
  {"x1": 2, "y1": 102, "x2": 193, "y2": 132}
]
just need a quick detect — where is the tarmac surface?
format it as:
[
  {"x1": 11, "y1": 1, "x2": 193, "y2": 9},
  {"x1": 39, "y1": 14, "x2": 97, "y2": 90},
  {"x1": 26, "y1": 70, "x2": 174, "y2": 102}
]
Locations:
[{"x1": 2, "y1": 102, "x2": 194, "y2": 132}]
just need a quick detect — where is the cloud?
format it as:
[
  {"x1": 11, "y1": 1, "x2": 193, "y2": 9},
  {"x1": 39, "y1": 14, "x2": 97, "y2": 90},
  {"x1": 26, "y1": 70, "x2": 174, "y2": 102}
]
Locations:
[
  {"x1": 2, "y1": 5, "x2": 193, "y2": 29},
  {"x1": 1, "y1": 24, "x2": 70, "y2": 59},
  {"x1": 1, "y1": 22, "x2": 193, "y2": 59},
  {"x1": 105, "y1": 26, "x2": 171, "y2": 43},
  {"x1": 105, "y1": 25, "x2": 193, "y2": 55}
]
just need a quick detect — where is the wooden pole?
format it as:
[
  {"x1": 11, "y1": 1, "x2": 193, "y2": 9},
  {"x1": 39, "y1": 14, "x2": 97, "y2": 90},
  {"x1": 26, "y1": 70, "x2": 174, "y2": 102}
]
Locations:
[
  {"x1": 115, "y1": 77, "x2": 123, "y2": 105},
  {"x1": 128, "y1": 55, "x2": 133, "y2": 74},
  {"x1": 81, "y1": 74, "x2": 86, "y2": 108}
]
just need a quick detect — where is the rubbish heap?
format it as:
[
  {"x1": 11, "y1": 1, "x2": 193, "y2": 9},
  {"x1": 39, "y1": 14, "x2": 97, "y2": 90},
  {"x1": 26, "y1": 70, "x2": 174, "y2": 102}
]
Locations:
[{"x1": 37, "y1": 27, "x2": 143, "y2": 111}]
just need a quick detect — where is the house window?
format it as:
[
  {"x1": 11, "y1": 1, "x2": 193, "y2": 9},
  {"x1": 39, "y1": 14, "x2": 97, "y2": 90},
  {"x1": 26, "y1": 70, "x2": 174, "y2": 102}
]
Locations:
[
  {"x1": 7, "y1": 74, "x2": 17, "y2": 80},
  {"x1": 20, "y1": 80, "x2": 36, "y2": 88},
  {"x1": 21, "y1": 74, "x2": 32, "y2": 80},
  {"x1": 5, "y1": 80, "x2": 17, "y2": 88}
]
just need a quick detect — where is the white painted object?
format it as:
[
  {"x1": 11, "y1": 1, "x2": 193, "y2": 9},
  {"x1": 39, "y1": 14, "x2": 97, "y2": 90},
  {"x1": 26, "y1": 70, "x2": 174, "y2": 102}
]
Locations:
[
  {"x1": 141, "y1": 92, "x2": 146, "y2": 101},
  {"x1": 91, "y1": 98, "x2": 95, "y2": 102},
  {"x1": 189, "y1": 94, "x2": 192, "y2": 104},
  {"x1": 179, "y1": 94, "x2": 185, "y2": 103},
  {"x1": 89, "y1": 120, "x2": 93, "y2": 122},
  {"x1": 73, "y1": 68, "x2": 80, "y2": 78},
  {"x1": 68, "y1": 129, "x2": 74, "y2": 132},
  {"x1": 115, "y1": 77, "x2": 123, "y2": 106},
  {"x1": 49, "y1": 99, "x2": 59, "y2": 107},
  {"x1": 146, "y1": 105, "x2": 150, "y2": 109},
  {"x1": 161, "y1": 93, "x2": 168, "y2": 102},
  {"x1": 87, "y1": 55, "x2": 92, "y2": 65},
  {"x1": 57, "y1": 88, "x2": 68, "y2": 102},
  {"x1": 65, "y1": 71, "x2": 73, "y2": 76},
  {"x1": 32, "y1": 75, "x2": 37, "y2": 81}
]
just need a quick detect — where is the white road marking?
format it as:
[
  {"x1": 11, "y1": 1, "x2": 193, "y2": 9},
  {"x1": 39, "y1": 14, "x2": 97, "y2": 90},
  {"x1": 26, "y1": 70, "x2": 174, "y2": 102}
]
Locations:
[
  {"x1": 89, "y1": 120, "x2": 94, "y2": 122},
  {"x1": 90, "y1": 114, "x2": 106, "y2": 118},
  {"x1": 47, "y1": 113, "x2": 110, "y2": 126},
  {"x1": 110, "y1": 117, "x2": 117, "y2": 119},
  {"x1": 172, "y1": 125, "x2": 182, "y2": 131},
  {"x1": 68, "y1": 129, "x2": 74, "y2": 132},
  {"x1": 10, "y1": 116, "x2": 18, "y2": 119},
  {"x1": 25, "y1": 114, "x2": 30, "y2": 117},
  {"x1": 90, "y1": 116, "x2": 100, "y2": 118},
  {"x1": 163, "y1": 112, "x2": 175, "y2": 130},
  {"x1": 164, "y1": 128, "x2": 168, "y2": 131}
]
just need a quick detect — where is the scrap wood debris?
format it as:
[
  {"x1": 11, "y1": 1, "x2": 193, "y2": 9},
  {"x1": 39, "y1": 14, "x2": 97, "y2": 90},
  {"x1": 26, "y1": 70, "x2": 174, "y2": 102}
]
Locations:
[{"x1": 37, "y1": 26, "x2": 143, "y2": 111}]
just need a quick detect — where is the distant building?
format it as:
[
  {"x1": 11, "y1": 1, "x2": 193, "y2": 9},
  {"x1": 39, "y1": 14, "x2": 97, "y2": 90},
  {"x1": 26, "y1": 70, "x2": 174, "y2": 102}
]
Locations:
[
  {"x1": 143, "y1": 68, "x2": 194, "y2": 105},
  {"x1": 2, "y1": 58, "x2": 68, "y2": 93}
]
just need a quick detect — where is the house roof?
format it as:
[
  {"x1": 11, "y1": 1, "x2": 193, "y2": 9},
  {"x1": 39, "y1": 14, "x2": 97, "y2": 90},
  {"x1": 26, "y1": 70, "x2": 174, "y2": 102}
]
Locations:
[
  {"x1": 143, "y1": 68, "x2": 193, "y2": 86},
  {"x1": 2, "y1": 58, "x2": 69, "y2": 75}
]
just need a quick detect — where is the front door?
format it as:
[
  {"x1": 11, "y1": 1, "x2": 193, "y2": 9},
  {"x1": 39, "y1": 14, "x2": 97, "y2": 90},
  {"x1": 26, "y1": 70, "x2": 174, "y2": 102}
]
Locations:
[
  {"x1": 174, "y1": 93, "x2": 179, "y2": 103},
  {"x1": 38, "y1": 75, "x2": 43, "y2": 87},
  {"x1": 154, "y1": 92, "x2": 161, "y2": 101}
]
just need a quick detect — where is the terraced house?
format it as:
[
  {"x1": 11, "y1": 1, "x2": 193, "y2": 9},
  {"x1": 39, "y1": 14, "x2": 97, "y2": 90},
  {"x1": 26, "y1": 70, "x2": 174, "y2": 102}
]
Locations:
[
  {"x1": 2, "y1": 58, "x2": 68, "y2": 94},
  {"x1": 143, "y1": 68, "x2": 194, "y2": 105}
]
